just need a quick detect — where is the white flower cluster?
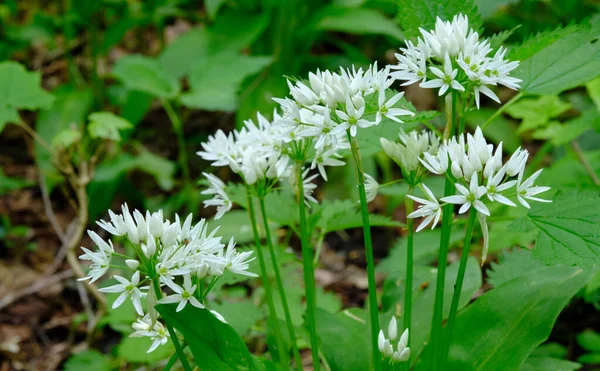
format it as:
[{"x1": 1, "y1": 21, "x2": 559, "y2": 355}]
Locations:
[
  {"x1": 277, "y1": 63, "x2": 414, "y2": 139},
  {"x1": 408, "y1": 127, "x2": 551, "y2": 261},
  {"x1": 381, "y1": 129, "x2": 440, "y2": 185},
  {"x1": 390, "y1": 14, "x2": 521, "y2": 108},
  {"x1": 378, "y1": 317, "x2": 410, "y2": 363},
  {"x1": 79, "y1": 204, "x2": 257, "y2": 352}
]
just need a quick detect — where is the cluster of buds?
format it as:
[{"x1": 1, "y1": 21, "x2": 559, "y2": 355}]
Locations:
[{"x1": 378, "y1": 317, "x2": 410, "y2": 363}]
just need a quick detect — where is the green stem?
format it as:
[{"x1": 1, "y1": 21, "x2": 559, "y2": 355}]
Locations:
[
  {"x1": 152, "y1": 279, "x2": 193, "y2": 371},
  {"x1": 403, "y1": 187, "x2": 414, "y2": 370},
  {"x1": 246, "y1": 186, "x2": 290, "y2": 369},
  {"x1": 348, "y1": 134, "x2": 381, "y2": 370},
  {"x1": 161, "y1": 99, "x2": 190, "y2": 181},
  {"x1": 296, "y1": 164, "x2": 321, "y2": 370},
  {"x1": 259, "y1": 196, "x2": 304, "y2": 371},
  {"x1": 429, "y1": 176, "x2": 455, "y2": 370},
  {"x1": 481, "y1": 92, "x2": 524, "y2": 130},
  {"x1": 440, "y1": 208, "x2": 477, "y2": 369}
]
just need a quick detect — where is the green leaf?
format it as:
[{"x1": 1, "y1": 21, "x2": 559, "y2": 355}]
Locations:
[
  {"x1": 112, "y1": 55, "x2": 179, "y2": 99},
  {"x1": 210, "y1": 300, "x2": 265, "y2": 336},
  {"x1": 315, "y1": 7, "x2": 404, "y2": 40},
  {"x1": 510, "y1": 25, "x2": 578, "y2": 62},
  {"x1": 314, "y1": 199, "x2": 403, "y2": 234},
  {"x1": 577, "y1": 353, "x2": 600, "y2": 364},
  {"x1": 446, "y1": 265, "x2": 592, "y2": 371},
  {"x1": 475, "y1": 0, "x2": 519, "y2": 19},
  {"x1": 577, "y1": 330, "x2": 600, "y2": 353},
  {"x1": 64, "y1": 351, "x2": 111, "y2": 371},
  {"x1": 210, "y1": 210, "x2": 270, "y2": 245},
  {"x1": 520, "y1": 357, "x2": 581, "y2": 371},
  {"x1": 539, "y1": 150, "x2": 600, "y2": 190},
  {"x1": 158, "y1": 11, "x2": 269, "y2": 79},
  {"x1": 548, "y1": 109, "x2": 599, "y2": 147},
  {"x1": 156, "y1": 304, "x2": 255, "y2": 371},
  {"x1": 315, "y1": 308, "x2": 371, "y2": 370},
  {"x1": 205, "y1": 0, "x2": 226, "y2": 20},
  {"x1": 0, "y1": 61, "x2": 54, "y2": 132},
  {"x1": 514, "y1": 21, "x2": 600, "y2": 95},
  {"x1": 35, "y1": 86, "x2": 93, "y2": 178},
  {"x1": 586, "y1": 76, "x2": 600, "y2": 110},
  {"x1": 180, "y1": 53, "x2": 272, "y2": 111},
  {"x1": 51, "y1": 127, "x2": 81, "y2": 149},
  {"x1": 528, "y1": 190, "x2": 600, "y2": 267},
  {"x1": 487, "y1": 248, "x2": 547, "y2": 288},
  {"x1": 132, "y1": 146, "x2": 176, "y2": 191},
  {"x1": 116, "y1": 336, "x2": 174, "y2": 363},
  {"x1": 505, "y1": 95, "x2": 571, "y2": 133},
  {"x1": 87, "y1": 111, "x2": 132, "y2": 141},
  {"x1": 488, "y1": 26, "x2": 519, "y2": 50},
  {"x1": 396, "y1": 0, "x2": 482, "y2": 40}
]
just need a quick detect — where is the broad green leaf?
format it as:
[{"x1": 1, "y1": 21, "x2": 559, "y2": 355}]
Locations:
[
  {"x1": 528, "y1": 190, "x2": 600, "y2": 267},
  {"x1": 180, "y1": 53, "x2": 272, "y2": 111},
  {"x1": 210, "y1": 301, "x2": 265, "y2": 336},
  {"x1": 314, "y1": 199, "x2": 403, "y2": 234},
  {"x1": 547, "y1": 109, "x2": 599, "y2": 147},
  {"x1": 446, "y1": 265, "x2": 592, "y2": 371},
  {"x1": 505, "y1": 95, "x2": 571, "y2": 133},
  {"x1": 112, "y1": 55, "x2": 179, "y2": 99},
  {"x1": 577, "y1": 330, "x2": 600, "y2": 353},
  {"x1": 156, "y1": 304, "x2": 255, "y2": 370},
  {"x1": 315, "y1": 7, "x2": 404, "y2": 40},
  {"x1": 530, "y1": 343, "x2": 568, "y2": 358},
  {"x1": 87, "y1": 111, "x2": 132, "y2": 141},
  {"x1": 134, "y1": 146, "x2": 176, "y2": 191},
  {"x1": 158, "y1": 11, "x2": 269, "y2": 79},
  {"x1": 51, "y1": 127, "x2": 81, "y2": 149},
  {"x1": 35, "y1": 86, "x2": 93, "y2": 178},
  {"x1": 520, "y1": 357, "x2": 581, "y2": 371},
  {"x1": 578, "y1": 353, "x2": 600, "y2": 364},
  {"x1": 487, "y1": 248, "x2": 547, "y2": 288},
  {"x1": 210, "y1": 210, "x2": 270, "y2": 245},
  {"x1": 396, "y1": 0, "x2": 482, "y2": 39},
  {"x1": 510, "y1": 25, "x2": 578, "y2": 62},
  {"x1": 63, "y1": 351, "x2": 110, "y2": 371},
  {"x1": 514, "y1": 21, "x2": 600, "y2": 95},
  {"x1": 0, "y1": 61, "x2": 54, "y2": 132},
  {"x1": 315, "y1": 308, "x2": 371, "y2": 370},
  {"x1": 205, "y1": 0, "x2": 226, "y2": 20},
  {"x1": 539, "y1": 150, "x2": 600, "y2": 190},
  {"x1": 116, "y1": 336, "x2": 174, "y2": 363}
]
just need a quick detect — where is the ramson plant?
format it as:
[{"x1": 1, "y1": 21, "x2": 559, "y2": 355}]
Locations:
[{"x1": 78, "y1": 12, "x2": 563, "y2": 371}]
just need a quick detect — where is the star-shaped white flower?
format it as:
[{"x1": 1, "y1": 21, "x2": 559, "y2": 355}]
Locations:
[
  {"x1": 516, "y1": 169, "x2": 552, "y2": 208},
  {"x1": 158, "y1": 274, "x2": 204, "y2": 312},
  {"x1": 98, "y1": 271, "x2": 144, "y2": 315},
  {"x1": 441, "y1": 172, "x2": 489, "y2": 216},
  {"x1": 420, "y1": 54, "x2": 465, "y2": 96},
  {"x1": 407, "y1": 184, "x2": 442, "y2": 232}
]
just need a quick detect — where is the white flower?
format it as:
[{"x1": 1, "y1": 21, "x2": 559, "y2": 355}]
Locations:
[
  {"x1": 98, "y1": 271, "x2": 144, "y2": 315},
  {"x1": 201, "y1": 172, "x2": 233, "y2": 220},
  {"x1": 78, "y1": 246, "x2": 111, "y2": 283},
  {"x1": 393, "y1": 329, "x2": 410, "y2": 362},
  {"x1": 131, "y1": 315, "x2": 169, "y2": 353},
  {"x1": 441, "y1": 172, "x2": 490, "y2": 216},
  {"x1": 485, "y1": 166, "x2": 516, "y2": 207},
  {"x1": 364, "y1": 174, "x2": 379, "y2": 203},
  {"x1": 291, "y1": 168, "x2": 319, "y2": 206},
  {"x1": 336, "y1": 95, "x2": 372, "y2": 137},
  {"x1": 223, "y1": 238, "x2": 258, "y2": 277},
  {"x1": 407, "y1": 184, "x2": 442, "y2": 232},
  {"x1": 505, "y1": 147, "x2": 528, "y2": 177},
  {"x1": 158, "y1": 274, "x2": 204, "y2": 312},
  {"x1": 310, "y1": 146, "x2": 345, "y2": 181},
  {"x1": 420, "y1": 54, "x2": 464, "y2": 96},
  {"x1": 376, "y1": 90, "x2": 414, "y2": 125},
  {"x1": 420, "y1": 147, "x2": 449, "y2": 174},
  {"x1": 516, "y1": 169, "x2": 552, "y2": 209}
]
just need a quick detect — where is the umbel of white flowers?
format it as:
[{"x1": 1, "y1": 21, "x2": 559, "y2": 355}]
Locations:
[
  {"x1": 378, "y1": 317, "x2": 410, "y2": 363},
  {"x1": 78, "y1": 204, "x2": 257, "y2": 352},
  {"x1": 390, "y1": 14, "x2": 521, "y2": 108},
  {"x1": 406, "y1": 127, "x2": 551, "y2": 262}
]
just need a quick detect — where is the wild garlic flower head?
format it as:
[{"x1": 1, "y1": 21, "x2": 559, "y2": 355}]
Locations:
[
  {"x1": 201, "y1": 172, "x2": 232, "y2": 220},
  {"x1": 390, "y1": 14, "x2": 521, "y2": 108},
  {"x1": 378, "y1": 317, "x2": 410, "y2": 363},
  {"x1": 131, "y1": 314, "x2": 170, "y2": 353},
  {"x1": 381, "y1": 129, "x2": 439, "y2": 185},
  {"x1": 275, "y1": 63, "x2": 414, "y2": 141},
  {"x1": 411, "y1": 127, "x2": 551, "y2": 262},
  {"x1": 79, "y1": 204, "x2": 257, "y2": 352}
]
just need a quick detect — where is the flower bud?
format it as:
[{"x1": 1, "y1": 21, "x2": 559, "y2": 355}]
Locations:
[
  {"x1": 148, "y1": 212, "x2": 163, "y2": 239},
  {"x1": 125, "y1": 259, "x2": 139, "y2": 270},
  {"x1": 161, "y1": 223, "x2": 179, "y2": 247},
  {"x1": 388, "y1": 317, "x2": 398, "y2": 341}
]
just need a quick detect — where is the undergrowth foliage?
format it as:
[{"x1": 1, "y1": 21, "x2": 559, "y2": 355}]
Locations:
[{"x1": 2, "y1": 1, "x2": 600, "y2": 371}]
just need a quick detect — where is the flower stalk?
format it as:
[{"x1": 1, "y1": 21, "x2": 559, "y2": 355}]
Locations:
[
  {"x1": 258, "y1": 196, "x2": 304, "y2": 371},
  {"x1": 246, "y1": 186, "x2": 290, "y2": 369},
  {"x1": 348, "y1": 133, "x2": 381, "y2": 370},
  {"x1": 296, "y1": 164, "x2": 321, "y2": 370},
  {"x1": 402, "y1": 187, "x2": 414, "y2": 370},
  {"x1": 441, "y1": 207, "x2": 478, "y2": 369}
]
